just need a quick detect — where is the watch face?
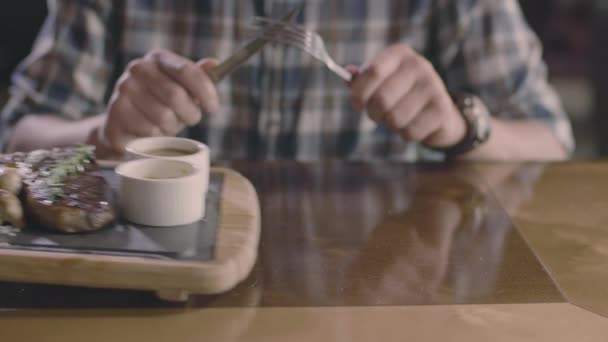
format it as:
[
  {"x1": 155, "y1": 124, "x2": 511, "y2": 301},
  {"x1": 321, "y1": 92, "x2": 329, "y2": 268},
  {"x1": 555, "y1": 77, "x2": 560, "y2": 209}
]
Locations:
[
  {"x1": 471, "y1": 97, "x2": 491, "y2": 144},
  {"x1": 440, "y1": 92, "x2": 492, "y2": 156}
]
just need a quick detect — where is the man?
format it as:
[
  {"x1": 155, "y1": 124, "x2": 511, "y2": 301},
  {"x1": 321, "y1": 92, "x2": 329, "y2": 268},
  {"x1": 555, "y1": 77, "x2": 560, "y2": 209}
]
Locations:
[{"x1": 1, "y1": 0, "x2": 573, "y2": 161}]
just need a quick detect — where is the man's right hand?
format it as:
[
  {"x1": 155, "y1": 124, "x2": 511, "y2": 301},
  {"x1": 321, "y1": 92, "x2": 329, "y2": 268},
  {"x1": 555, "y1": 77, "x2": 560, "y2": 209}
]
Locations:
[{"x1": 94, "y1": 49, "x2": 219, "y2": 156}]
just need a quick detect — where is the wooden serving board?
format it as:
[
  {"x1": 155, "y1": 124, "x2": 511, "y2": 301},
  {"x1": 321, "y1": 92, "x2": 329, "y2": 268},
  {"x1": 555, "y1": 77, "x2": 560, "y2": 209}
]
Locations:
[{"x1": 0, "y1": 167, "x2": 260, "y2": 301}]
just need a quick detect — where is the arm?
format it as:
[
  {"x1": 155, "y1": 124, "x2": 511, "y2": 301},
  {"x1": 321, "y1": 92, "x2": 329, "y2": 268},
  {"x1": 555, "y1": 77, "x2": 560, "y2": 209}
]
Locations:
[
  {"x1": 443, "y1": 0, "x2": 573, "y2": 160},
  {"x1": 0, "y1": 1, "x2": 118, "y2": 153},
  {"x1": 6, "y1": 114, "x2": 116, "y2": 155},
  {"x1": 350, "y1": 0, "x2": 573, "y2": 161},
  {"x1": 6, "y1": 52, "x2": 220, "y2": 160},
  {"x1": 2, "y1": 2, "x2": 219, "y2": 158},
  {"x1": 8, "y1": 114, "x2": 102, "y2": 150},
  {"x1": 461, "y1": 118, "x2": 566, "y2": 161}
]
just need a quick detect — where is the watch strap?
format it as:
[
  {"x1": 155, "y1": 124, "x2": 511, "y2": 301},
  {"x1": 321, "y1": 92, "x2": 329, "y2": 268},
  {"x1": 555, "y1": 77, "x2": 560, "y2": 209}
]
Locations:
[{"x1": 440, "y1": 92, "x2": 491, "y2": 157}]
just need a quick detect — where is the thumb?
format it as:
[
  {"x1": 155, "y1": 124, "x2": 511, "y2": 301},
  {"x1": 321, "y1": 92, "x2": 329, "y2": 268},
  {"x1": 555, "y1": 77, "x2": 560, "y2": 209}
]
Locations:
[
  {"x1": 345, "y1": 64, "x2": 360, "y2": 88},
  {"x1": 196, "y1": 58, "x2": 220, "y2": 72},
  {"x1": 196, "y1": 58, "x2": 220, "y2": 83}
]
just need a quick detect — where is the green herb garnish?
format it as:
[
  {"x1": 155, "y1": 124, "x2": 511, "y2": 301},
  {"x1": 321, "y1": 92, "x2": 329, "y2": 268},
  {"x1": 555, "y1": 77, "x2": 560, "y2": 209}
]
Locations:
[{"x1": 45, "y1": 146, "x2": 94, "y2": 200}]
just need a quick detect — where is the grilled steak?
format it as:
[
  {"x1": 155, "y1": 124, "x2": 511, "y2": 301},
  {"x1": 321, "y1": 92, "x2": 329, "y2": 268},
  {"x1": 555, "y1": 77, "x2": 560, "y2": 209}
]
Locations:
[{"x1": 2, "y1": 147, "x2": 115, "y2": 233}]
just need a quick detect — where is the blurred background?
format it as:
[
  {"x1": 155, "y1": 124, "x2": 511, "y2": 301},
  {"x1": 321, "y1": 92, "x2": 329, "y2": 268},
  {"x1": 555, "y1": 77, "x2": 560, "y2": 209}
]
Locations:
[{"x1": 0, "y1": 1, "x2": 601, "y2": 159}]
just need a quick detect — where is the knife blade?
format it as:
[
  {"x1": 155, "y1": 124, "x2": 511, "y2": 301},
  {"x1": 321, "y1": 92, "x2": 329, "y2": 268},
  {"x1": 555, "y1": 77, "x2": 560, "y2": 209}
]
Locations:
[{"x1": 207, "y1": 7, "x2": 300, "y2": 83}]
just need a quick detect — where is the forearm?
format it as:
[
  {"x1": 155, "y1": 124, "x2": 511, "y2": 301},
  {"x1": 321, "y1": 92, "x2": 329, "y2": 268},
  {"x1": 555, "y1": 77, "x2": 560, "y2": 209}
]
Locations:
[
  {"x1": 461, "y1": 118, "x2": 568, "y2": 161},
  {"x1": 7, "y1": 114, "x2": 104, "y2": 153}
]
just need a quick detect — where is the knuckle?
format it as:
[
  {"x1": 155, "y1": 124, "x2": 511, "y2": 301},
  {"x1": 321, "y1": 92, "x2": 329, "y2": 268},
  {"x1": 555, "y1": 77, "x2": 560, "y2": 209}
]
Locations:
[
  {"x1": 106, "y1": 106, "x2": 120, "y2": 121},
  {"x1": 351, "y1": 93, "x2": 365, "y2": 107},
  {"x1": 174, "y1": 63, "x2": 196, "y2": 79},
  {"x1": 106, "y1": 92, "x2": 121, "y2": 109},
  {"x1": 424, "y1": 80, "x2": 443, "y2": 98},
  {"x1": 365, "y1": 64, "x2": 382, "y2": 79},
  {"x1": 409, "y1": 127, "x2": 425, "y2": 142},
  {"x1": 157, "y1": 109, "x2": 177, "y2": 130},
  {"x1": 372, "y1": 93, "x2": 393, "y2": 113},
  {"x1": 382, "y1": 113, "x2": 398, "y2": 129},
  {"x1": 409, "y1": 55, "x2": 425, "y2": 70},
  {"x1": 174, "y1": 65, "x2": 190, "y2": 79},
  {"x1": 418, "y1": 58, "x2": 435, "y2": 75},
  {"x1": 125, "y1": 59, "x2": 138, "y2": 71},
  {"x1": 105, "y1": 127, "x2": 125, "y2": 151},
  {"x1": 116, "y1": 77, "x2": 133, "y2": 93},
  {"x1": 422, "y1": 58, "x2": 434, "y2": 70},
  {"x1": 184, "y1": 111, "x2": 202, "y2": 126},
  {"x1": 126, "y1": 59, "x2": 146, "y2": 75},
  {"x1": 144, "y1": 124, "x2": 159, "y2": 137},
  {"x1": 425, "y1": 78, "x2": 439, "y2": 92},
  {"x1": 396, "y1": 43, "x2": 412, "y2": 56},
  {"x1": 425, "y1": 106, "x2": 440, "y2": 119},
  {"x1": 400, "y1": 127, "x2": 416, "y2": 141},
  {"x1": 367, "y1": 109, "x2": 383, "y2": 123},
  {"x1": 146, "y1": 48, "x2": 168, "y2": 59},
  {"x1": 108, "y1": 97, "x2": 128, "y2": 117},
  {"x1": 165, "y1": 86, "x2": 187, "y2": 104}
]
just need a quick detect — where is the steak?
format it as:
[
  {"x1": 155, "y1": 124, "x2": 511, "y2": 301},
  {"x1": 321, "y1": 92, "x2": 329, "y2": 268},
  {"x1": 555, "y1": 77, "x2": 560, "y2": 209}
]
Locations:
[{"x1": 2, "y1": 147, "x2": 115, "y2": 233}]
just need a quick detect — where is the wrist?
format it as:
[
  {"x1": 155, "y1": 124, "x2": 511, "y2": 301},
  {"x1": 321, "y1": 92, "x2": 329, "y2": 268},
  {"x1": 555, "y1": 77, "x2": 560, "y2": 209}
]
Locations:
[
  {"x1": 86, "y1": 124, "x2": 122, "y2": 160},
  {"x1": 436, "y1": 92, "x2": 492, "y2": 157}
]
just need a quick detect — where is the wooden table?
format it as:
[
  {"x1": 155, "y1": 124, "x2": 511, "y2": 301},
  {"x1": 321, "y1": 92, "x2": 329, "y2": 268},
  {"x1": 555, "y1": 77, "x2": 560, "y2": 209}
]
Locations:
[{"x1": 1, "y1": 161, "x2": 607, "y2": 341}]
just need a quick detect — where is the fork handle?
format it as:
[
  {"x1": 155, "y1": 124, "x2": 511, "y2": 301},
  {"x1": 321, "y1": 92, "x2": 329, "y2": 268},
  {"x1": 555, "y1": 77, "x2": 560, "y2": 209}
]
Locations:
[
  {"x1": 327, "y1": 62, "x2": 353, "y2": 82},
  {"x1": 207, "y1": 68, "x2": 222, "y2": 84},
  {"x1": 207, "y1": 37, "x2": 268, "y2": 83}
]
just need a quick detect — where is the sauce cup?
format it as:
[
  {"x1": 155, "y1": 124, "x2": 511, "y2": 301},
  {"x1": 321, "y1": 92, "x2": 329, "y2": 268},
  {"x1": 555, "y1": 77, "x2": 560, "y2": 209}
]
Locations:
[
  {"x1": 125, "y1": 137, "x2": 209, "y2": 193},
  {"x1": 115, "y1": 159, "x2": 205, "y2": 227}
]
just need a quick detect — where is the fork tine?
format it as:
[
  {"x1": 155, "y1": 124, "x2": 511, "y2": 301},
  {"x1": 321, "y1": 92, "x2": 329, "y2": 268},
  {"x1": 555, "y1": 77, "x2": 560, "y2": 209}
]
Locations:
[
  {"x1": 260, "y1": 27, "x2": 317, "y2": 52},
  {"x1": 257, "y1": 24, "x2": 327, "y2": 61},
  {"x1": 260, "y1": 29, "x2": 308, "y2": 45},
  {"x1": 251, "y1": 16, "x2": 352, "y2": 81},
  {"x1": 259, "y1": 30, "x2": 319, "y2": 57},
  {"x1": 253, "y1": 17, "x2": 310, "y2": 40}
]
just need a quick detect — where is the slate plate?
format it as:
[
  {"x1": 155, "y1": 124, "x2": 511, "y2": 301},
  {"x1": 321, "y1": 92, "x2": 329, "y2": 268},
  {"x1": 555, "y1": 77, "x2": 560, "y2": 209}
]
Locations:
[{"x1": 0, "y1": 170, "x2": 223, "y2": 261}]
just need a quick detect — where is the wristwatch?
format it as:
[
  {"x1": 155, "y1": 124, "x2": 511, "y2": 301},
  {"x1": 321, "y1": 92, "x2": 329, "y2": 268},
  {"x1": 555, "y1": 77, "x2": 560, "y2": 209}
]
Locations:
[{"x1": 440, "y1": 92, "x2": 492, "y2": 157}]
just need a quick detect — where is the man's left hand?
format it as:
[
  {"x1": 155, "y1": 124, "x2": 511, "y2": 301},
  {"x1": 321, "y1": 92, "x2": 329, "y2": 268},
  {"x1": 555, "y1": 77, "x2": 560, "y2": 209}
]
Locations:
[{"x1": 350, "y1": 44, "x2": 466, "y2": 148}]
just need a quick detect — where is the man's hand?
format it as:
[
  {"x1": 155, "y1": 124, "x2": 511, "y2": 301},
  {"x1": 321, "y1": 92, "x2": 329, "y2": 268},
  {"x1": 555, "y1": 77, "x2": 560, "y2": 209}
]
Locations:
[
  {"x1": 350, "y1": 44, "x2": 466, "y2": 149},
  {"x1": 93, "y1": 49, "x2": 220, "y2": 156}
]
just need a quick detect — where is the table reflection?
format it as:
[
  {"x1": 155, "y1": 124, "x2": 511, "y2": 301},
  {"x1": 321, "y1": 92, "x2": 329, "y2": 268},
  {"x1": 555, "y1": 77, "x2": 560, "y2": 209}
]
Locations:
[
  {"x1": 0, "y1": 162, "x2": 562, "y2": 309},
  {"x1": 229, "y1": 162, "x2": 562, "y2": 307}
]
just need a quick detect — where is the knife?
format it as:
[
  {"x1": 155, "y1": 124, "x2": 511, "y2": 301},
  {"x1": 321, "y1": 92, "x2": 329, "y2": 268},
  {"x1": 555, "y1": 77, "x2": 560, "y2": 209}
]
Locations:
[{"x1": 207, "y1": 7, "x2": 300, "y2": 83}]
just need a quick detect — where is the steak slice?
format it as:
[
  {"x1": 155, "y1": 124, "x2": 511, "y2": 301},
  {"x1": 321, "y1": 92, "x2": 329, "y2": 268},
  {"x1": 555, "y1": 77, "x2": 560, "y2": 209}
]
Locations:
[
  {"x1": 25, "y1": 173, "x2": 115, "y2": 233},
  {"x1": 4, "y1": 147, "x2": 116, "y2": 233}
]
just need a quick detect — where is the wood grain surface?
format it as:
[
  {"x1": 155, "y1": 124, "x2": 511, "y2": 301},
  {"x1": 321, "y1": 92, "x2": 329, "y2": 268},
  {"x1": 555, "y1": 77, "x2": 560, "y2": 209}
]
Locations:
[
  {"x1": 2, "y1": 161, "x2": 608, "y2": 341},
  {"x1": 0, "y1": 167, "x2": 260, "y2": 301}
]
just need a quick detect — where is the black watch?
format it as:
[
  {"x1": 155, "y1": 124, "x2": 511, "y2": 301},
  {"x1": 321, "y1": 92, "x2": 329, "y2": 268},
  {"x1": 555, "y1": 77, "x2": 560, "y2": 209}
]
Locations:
[{"x1": 440, "y1": 92, "x2": 492, "y2": 157}]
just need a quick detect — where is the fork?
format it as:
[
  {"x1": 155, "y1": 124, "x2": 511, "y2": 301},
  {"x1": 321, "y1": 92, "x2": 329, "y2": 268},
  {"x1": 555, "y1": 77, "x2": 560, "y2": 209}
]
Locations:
[
  {"x1": 206, "y1": 8, "x2": 300, "y2": 83},
  {"x1": 253, "y1": 18, "x2": 353, "y2": 82}
]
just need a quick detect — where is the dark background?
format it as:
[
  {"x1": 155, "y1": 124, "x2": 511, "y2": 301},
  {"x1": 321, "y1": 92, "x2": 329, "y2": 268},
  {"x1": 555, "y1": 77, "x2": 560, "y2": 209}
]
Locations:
[{"x1": 0, "y1": 1, "x2": 601, "y2": 158}]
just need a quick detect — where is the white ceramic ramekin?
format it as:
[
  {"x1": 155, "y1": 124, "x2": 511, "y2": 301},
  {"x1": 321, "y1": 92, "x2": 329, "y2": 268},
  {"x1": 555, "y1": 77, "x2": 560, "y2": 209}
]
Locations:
[
  {"x1": 115, "y1": 159, "x2": 205, "y2": 227},
  {"x1": 125, "y1": 137, "x2": 209, "y2": 193}
]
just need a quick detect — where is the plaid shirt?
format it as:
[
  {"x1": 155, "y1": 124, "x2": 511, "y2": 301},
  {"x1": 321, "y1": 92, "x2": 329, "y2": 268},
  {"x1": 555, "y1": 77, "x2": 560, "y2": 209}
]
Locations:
[{"x1": 1, "y1": 0, "x2": 574, "y2": 161}]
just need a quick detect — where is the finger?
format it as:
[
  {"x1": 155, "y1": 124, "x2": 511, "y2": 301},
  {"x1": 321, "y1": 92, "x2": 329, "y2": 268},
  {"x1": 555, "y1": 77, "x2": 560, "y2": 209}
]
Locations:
[
  {"x1": 152, "y1": 50, "x2": 220, "y2": 113},
  {"x1": 103, "y1": 103, "x2": 138, "y2": 152},
  {"x1": 119, "y1": 97, "x2": 164, "y2": 137},
  {"x1": 351, "y1": 45, "x2": 409, "y2": 110},
  {"x1": 195, "y1": 59, "x2": 220, "y2": 108},
  {"x1": 399, "y1": 104, "x2": 442, "y2": 142},
  {"x1": 385, "y1": 82, "x2": 433, "y2": 130},
  {"x1": 345, "y1": 65, "x2": 359, "y2": 88},
  {"x1": 345, "y1": 64, "x2": 359, "y2": 75},
  {"x1": 366, "y1": 64, "x2": 418, "y2": 123},
  {"x1": 196, "y1": 58, "x2": 220, "y2": 70},
  {"x1": 117, "y1": 74, "x2": 182, "y2": 135},
  {"x1": 130, "y1": 90, "x2": 184, "y2": 136},
  {"x1": 128, "y1": 60, "x2": 202, "y2": 127}
]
